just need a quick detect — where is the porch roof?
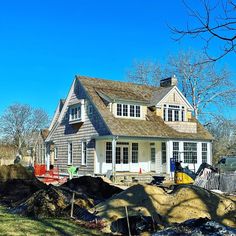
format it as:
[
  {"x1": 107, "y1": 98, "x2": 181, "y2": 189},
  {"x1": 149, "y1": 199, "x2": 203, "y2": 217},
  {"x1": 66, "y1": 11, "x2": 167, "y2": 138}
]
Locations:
[{"x1": 78, "y1": 76, "x2": 213, "y2": 141}]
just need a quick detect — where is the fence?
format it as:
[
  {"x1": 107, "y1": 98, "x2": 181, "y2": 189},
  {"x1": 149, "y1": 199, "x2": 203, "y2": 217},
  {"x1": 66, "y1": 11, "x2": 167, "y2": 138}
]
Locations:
[{"x1": 194, "y1": 172, "x2": 236, "y2": 193}]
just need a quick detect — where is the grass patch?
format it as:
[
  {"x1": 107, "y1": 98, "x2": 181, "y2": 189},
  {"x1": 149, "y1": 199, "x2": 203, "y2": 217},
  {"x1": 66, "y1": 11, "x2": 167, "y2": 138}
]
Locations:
[{"x1": 0, "y1": 205, "x2": 103, "y2": 236}]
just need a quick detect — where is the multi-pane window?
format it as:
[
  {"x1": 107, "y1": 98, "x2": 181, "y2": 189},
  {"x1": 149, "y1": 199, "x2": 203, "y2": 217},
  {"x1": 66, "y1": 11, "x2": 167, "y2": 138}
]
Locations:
[
  {"x1": 173, "y1": 142, "x2": 179, "y2": 161},
  {"x1": 161, "y1": 142, "x2": 166, "y2": 164},
  {"x1": 151, "y1": 147, "x2": 155, "y2": 163},
  {"x1": 184, "y1": 142, "x2": 197, "y2": 163},
  {"x1": 163, "y1": 104, "x2": 185, "y2": 122},
  {"x1": 116, "y1": 104, "x2": 141, "y2": 118},
  {"x1": 116, "y1": 147, "x2": 121, "y2": 164},
  {"x1": 202, "y1": 143, "x2": 208, "y2": 163},
  {"x1": 68, "y1": 143, "x2": 73, "y2": 165},
  {"x1": 130, "y1": 105, "x2": 135, "y2": 117},
  {"x1": 132, "y1": 143, "x2": 138, "y2": 163},
  {"x1": 117, "y1": 104, "x2": 122, "y2": 116},
  {"x1": 70, "y1": 105, "x2": 81, "y2": 121},
  {"x1": 81, "y1": 141, "x2": 87, "y2": 165},
  {"x1": 123, "y1": 147, "x2": 129, "y2": 164},
  {"x1": 123, "y1": 104, "x2": 128, "y2": 116},
  {"x1": 106, "y1": 142, "x2": 112, "y2": 163}
]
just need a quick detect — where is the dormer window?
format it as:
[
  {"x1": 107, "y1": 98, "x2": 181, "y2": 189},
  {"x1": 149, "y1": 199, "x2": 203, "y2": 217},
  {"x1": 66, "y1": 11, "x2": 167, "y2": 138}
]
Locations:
[
  {"x1": 163, "y1": 104, "x2": 185, "y2": 122},
  {"x1": 117, "y1": 103, "x2": 141, "y2": 118},
  {"x1": 69, "y1": 100, "x2": 85, "y2": 124}
]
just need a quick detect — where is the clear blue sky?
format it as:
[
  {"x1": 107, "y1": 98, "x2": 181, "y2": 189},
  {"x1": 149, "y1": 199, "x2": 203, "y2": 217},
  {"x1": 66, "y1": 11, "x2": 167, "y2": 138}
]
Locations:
[{"x1": 0, "y1": 0, "x2": 235, "y2": 119}]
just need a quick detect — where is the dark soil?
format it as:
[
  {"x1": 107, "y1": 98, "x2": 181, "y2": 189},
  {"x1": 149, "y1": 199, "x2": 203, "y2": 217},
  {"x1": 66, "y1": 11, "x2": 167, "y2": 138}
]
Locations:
[
  {"x1": 61, "y1": 176, "x2": 123, "y2": 200},
  {"x1": 0, "y1": 178, "x2": 47, "y2": 206}
]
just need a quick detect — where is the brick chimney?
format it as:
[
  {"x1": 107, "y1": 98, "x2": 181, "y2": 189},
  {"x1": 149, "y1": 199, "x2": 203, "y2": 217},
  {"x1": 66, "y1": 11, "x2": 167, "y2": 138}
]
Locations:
[{"x1": 160, "y1": 75, "x2": 177, "y2": 87}]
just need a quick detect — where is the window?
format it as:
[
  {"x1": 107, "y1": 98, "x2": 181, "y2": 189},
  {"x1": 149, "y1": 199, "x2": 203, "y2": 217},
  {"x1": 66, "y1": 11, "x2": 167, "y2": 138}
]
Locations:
[
  {"x1": 70, "y1": 105, "x2": 81, "y2": 121},
  {"x1": 116, "y1": 104, "x2": 141, "y2": 118},
  {"x1": 173, "y1": 142, "x2": 179, "y2": 161},
  {"x1": 130, "y1": 105, "x2": 135, "y2": 117},
  {"x1": 117, "y1": 104, "x2": 122, "y2": 116},
  {"x1": 151, "y1": 147, "x2": 155, "y2": 163},
  {"x1": 82, "y1": 141, "x2": 87, "y2": 165},
  {"x1": 161, "y1": 142, "x2": 166, "y2": 164},
  {"x1": 202, "y1": 143, "x2": 207, "y2": 163},
  {"x1": 123, "y1": 104, "x2": 128, "y2": 116},
  {"x1": 132, "y1": 143, "x2": 138, "y2": 163},
  {"x1": 54, "y1": 147, "x2": 58, "y2": 160},
  {"x1": 116, "y1": 147, "x2": 121, "y2": 164},
  {"x1": 135, "y1": 106, "x2": 140, "y2": 117},
  {"x1": 163, "y1": 104, "x2": 185, "y2": 122},
  {"x1": 68, "y1": 143, "x2": 73, "y2": 165},
  {"x1": 184, "y1": 142, "x2": 197, "y2": 163},
  {"x1": 106, "y1": 142, "x2": 112, "y2": 163}
]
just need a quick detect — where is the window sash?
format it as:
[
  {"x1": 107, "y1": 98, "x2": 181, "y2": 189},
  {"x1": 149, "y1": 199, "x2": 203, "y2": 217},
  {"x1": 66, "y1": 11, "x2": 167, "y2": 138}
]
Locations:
[
  {"x1": 184, "y1": 142, "x2": 197, "y2": 163},
  {"x1": 161, "y1": 142, "x2": 166, "y2": 164},
  {"x1": 202, "y1": 143, "x2": 207, "y2": 163},
  {"x1": 132, "y1": 143, "x2": 138, "y2": 163},
  {"x1": 151, "y1": 148, "x2": 155, "y2": 163},
  {"x1": 106, "y1": 142, "x2": 112, "y2": 163},
  {"x1": 70, "y1": 105, "x2": 81, "y2": 121},
  {"x1": 117, "y1": 104, "x2": 141, "y2": 118}
]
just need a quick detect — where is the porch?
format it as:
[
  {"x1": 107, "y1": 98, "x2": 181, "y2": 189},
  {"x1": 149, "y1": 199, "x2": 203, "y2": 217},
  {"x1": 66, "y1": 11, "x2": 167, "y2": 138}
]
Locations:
[{"x1": 94, "y1": 137, "x2": 168, "y2": 175}]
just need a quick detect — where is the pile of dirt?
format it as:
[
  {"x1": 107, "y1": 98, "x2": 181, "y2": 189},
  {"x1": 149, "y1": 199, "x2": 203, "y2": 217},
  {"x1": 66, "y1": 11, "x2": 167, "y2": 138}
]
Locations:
[
  {"x1": 95, "y1": 184, "x2": 236, "y2": 228},
  {"x1": 0, "y1": 164, "x2": 34, "y2": 181},
  {"x1": 61, "y1": 176, "x2": 123, "y2": 200},
  {"x1": 11, "y1": 185, "x2": 70, "y2": 218},
  {"x1": 0, "y1": 178, "x2": 47, "y2": 206}
]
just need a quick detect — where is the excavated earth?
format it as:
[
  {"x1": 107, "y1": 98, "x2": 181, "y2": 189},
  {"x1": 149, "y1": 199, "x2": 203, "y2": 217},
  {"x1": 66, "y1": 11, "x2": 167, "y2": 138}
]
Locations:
[{"x1": 95, "y1": 184, "x2": 236, "y2": 228}]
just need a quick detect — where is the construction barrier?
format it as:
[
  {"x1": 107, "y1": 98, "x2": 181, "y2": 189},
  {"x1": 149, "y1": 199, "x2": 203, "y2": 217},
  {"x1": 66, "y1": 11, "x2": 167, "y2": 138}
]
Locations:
[{"x1": 34, "y1": 164, "x2": 46, "y2": 176}]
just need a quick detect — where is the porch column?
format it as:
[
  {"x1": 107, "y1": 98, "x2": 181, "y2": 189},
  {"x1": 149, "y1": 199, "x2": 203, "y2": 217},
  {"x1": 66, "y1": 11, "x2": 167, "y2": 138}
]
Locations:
[{"x1": 112, "y1": 136, "x2": 117, "y2": 181}]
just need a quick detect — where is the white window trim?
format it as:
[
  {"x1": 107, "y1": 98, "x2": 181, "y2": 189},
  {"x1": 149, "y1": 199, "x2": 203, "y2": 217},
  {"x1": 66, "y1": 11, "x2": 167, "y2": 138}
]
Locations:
[
  {"x1": 116, "y1": 103, "x2": 141, "y2": 118},
  {"x1": 163, "y1": 104, "x2": 185, "y2": 122},
  {"x1": 68, "y1": 142, "x2": 73, "y2": 165},
  {"x1": 54, "y1": 147, "x2": 58, "y2": 160}
]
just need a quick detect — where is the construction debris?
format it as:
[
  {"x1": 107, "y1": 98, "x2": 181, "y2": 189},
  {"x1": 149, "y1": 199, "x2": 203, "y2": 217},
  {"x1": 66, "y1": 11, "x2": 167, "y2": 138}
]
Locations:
[
  {"x1": 96, "y1": 184, "x2": 236, "y2": 228},
  {"x1": 153, "y1": 217, "x2": 236, "y2": 236}
]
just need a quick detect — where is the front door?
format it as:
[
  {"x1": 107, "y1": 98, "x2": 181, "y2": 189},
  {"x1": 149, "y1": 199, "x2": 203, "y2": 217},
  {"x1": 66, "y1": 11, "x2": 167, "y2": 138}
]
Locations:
[
  {"x1": 150, "y1": 146, "x2": 156, "y2": 171},
  {"x1": 116, "y1": 145, "x2": 129, "y2": 171}
]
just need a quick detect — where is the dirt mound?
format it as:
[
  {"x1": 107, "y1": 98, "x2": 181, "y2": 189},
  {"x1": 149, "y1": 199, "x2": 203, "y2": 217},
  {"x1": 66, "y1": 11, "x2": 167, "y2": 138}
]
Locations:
[
  {"x1": 0, "y1": 164, "x2": 34, "y2": 181},
  {"x1": 0, "y1": 178, "x2": 47, "y2": 206},
  {"x1": 96, "y1": 184, "x2": 236, "y2": 228},
  {"x1": 12, "y1": 186, "x2": 70, "y2": 218},
  {"x1": 61, "y1": 176, "x2": 123, "y2": 200}
]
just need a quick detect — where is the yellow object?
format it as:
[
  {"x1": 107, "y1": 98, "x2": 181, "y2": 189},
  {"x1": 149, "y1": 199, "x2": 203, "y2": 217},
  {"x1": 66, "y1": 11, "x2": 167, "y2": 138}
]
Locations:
[{"x1": 174, "y1": 171, "x2": 194, "y2": 184}]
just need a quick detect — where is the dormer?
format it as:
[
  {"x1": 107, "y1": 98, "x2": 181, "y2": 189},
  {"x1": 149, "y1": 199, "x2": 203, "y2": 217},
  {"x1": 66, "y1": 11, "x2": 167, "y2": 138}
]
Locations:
[
  {"x1": 68, "y1": 99, "x2": 85, "y2": 124},
  {"x1": 96, "y1": 89, "x2": 148, "y2": 120}
]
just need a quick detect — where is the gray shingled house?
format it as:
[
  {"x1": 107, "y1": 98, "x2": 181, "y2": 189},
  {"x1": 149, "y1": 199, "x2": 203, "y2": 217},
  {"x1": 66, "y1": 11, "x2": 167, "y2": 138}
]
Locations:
[{"x1": 45, "y1": 75, "x2": 213, "y2": 176}]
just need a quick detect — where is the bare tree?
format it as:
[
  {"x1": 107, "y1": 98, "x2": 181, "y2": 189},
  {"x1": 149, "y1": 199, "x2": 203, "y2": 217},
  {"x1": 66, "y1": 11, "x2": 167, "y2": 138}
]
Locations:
[
  {"x1": 170, "y1": 0, "x2": 236, "y2": 61},
  {"x1": 207, "y1": 116, "x2": 236, "y2": 163},
  {"x1": 127, "y1": 60, "x2": 164, "y2": 87},
  {"x1": 0, "y1": 103, "x2": 49, "y2": 154},
  {"x1": 127, "y1": 50, "x2": 236, "y2": 120}
]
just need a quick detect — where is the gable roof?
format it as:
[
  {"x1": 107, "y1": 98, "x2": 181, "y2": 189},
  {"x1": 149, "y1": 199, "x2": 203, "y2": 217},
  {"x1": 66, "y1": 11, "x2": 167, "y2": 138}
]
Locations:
[{"x1": 77, "y1": 76, "x2": 213, "y2": 141}]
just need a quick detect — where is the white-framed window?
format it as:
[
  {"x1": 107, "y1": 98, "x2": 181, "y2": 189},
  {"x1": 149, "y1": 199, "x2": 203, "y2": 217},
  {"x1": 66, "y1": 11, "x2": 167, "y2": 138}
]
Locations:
[
  {"x1": 81, "y1": 141, "x2": 87, "y2": 165},
  {"x1": 68, "y1": 142, "x2": 73, "y2": 165},
  {"x1": 184, "y1": 142, "x2": 197, "y2": 163},
  {"x1": 173, "y1": 142, "x2": 179, "y2": 161},
  {"x1": 151, "y1": 147, "x2": 155, "y2": 163},
  {"x1": 163, "y1": 104, "x2": 185, "y2": 122},
  {"x1": 54, "y1": 147, "x2": 58, "y2": 160},
  {"x1": 202, "y1": 143, "x2": 208, "y2": 163},
  {"x1": 161, "y1": 142, "x2": 166, "y2": 164},
  {"x1": 116, "y1": 104, "x2": 141, "y2": 118},
  {"x1": 131, "y1": 143, "x2": 138, "y2": 163},
  {"x1": 106, "y1": 142, "x2": 112, "y2": 163},
  {"x1": 69, "y1": 104, "x2": 81, "y2": 121}
]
